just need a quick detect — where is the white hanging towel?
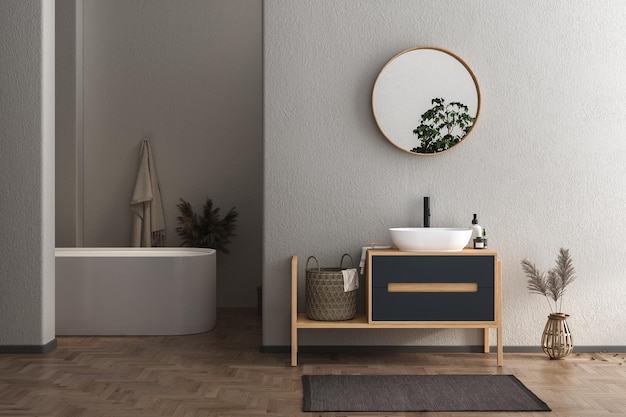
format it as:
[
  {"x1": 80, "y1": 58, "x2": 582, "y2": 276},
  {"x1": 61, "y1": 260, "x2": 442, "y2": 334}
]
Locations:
[
  {"x1": 130, "y1": 139, "x2": 165, "y2": 247},
  {"x1": 341, "y1": 268, "x2": 359, "y2": 292}
]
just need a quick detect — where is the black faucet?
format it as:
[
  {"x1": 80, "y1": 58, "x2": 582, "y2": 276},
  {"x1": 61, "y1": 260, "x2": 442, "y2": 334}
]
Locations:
[{"x1": 423, "y1": 196, "x2": 430, "y2": 227}]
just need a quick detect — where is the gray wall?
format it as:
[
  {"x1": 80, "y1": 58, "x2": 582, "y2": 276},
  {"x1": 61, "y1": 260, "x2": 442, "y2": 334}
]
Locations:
[
  {"x1": 56, "y1": 0, "x2": 83, "y2": 248},
  {"x1": 0, "y1": 0, "x2": 55, "y2": 348},
  {"x1": 263, "y1": 1, "x2": 626, "y2": 348},
  {"x1": 56, "y1": 0, "x2": 263, "y2": 307}
]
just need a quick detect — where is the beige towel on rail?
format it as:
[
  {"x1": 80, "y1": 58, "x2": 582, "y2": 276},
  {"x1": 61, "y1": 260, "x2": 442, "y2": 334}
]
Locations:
[{"x1": 130, "y1": 139, "x2": 165, "y2": 247}]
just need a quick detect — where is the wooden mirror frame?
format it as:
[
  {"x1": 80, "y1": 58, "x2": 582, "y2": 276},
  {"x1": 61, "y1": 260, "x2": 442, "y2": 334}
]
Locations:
[{"x1": 372, "y1": 47, "x2": 481, "y2": 155}]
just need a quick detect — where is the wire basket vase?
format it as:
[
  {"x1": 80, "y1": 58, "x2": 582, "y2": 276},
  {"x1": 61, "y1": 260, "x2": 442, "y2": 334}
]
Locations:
[{"x1": 541, "y1": 313, "x2": 573, "y2": 359}]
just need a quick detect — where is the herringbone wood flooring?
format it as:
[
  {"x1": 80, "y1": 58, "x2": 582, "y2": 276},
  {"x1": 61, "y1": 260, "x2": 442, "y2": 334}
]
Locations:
[{"x1": 1, "y1": 309, "x2": 625, "y2": 417}]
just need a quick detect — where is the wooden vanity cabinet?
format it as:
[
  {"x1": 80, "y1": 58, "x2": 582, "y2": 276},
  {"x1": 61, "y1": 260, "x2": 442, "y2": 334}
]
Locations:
[{"x1": 290, "y1": 248, "x2": 502, "y2": 367}]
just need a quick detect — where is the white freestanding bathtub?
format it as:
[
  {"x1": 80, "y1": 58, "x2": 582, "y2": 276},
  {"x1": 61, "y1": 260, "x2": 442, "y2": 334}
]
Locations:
[{"x1": 55, "y1": 247, "x2": 216, "y2": 336}]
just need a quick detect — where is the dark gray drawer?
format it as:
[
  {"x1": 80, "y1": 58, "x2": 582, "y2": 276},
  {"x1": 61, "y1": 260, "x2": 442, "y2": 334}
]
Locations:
[
  {"x1": 372, "y1": 287, "x2": 494, "y2": 321},
  {"x1": 372, "y1": 255, "x2": 494, "y2": 288},
  {"x1": 371, "y1": 255, "x2": 496, "y2": 321}
]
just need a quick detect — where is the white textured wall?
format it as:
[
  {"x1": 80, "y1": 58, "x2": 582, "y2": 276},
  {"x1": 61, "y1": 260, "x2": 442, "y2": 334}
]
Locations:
[
  {"x1": 0, "y1": 0, "x2": 55, "y2": 347},
  {"x1": 57, "y1": 0, "x2": 263, "y2": 307},
  {"x1": 264, "y1": 0, "x2": 626, "y2": 348}
]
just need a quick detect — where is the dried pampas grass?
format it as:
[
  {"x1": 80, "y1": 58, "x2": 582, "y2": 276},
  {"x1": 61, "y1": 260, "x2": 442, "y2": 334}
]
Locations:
[{"x1": 521, "y1": 248, "x2": 576, "y2": 313}]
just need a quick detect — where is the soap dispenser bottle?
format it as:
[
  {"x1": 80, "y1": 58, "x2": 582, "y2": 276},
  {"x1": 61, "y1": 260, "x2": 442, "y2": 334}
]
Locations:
[{"x1": 467, "y1": 213, "x2": 483, "y2": 248}]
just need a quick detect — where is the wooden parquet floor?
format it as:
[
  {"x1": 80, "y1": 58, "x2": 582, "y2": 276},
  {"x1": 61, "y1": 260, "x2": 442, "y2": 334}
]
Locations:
[{"x1": 1, "y1": 308, "x2": 625, "y2": 417}]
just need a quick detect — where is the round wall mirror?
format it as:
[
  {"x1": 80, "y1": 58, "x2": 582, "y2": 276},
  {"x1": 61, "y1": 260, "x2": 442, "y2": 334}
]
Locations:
[{"x1": 372, "y1": 47, "x2": 480, "y2": 155}]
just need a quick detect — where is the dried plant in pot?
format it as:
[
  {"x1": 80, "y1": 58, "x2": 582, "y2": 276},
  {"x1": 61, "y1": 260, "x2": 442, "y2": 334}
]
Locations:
[
  {"x1": 521, "y1": 248, "x2": 576, "y2": 359},
  {"x1": 176, "y1": 198, "x2": 238, "y2": 253}
]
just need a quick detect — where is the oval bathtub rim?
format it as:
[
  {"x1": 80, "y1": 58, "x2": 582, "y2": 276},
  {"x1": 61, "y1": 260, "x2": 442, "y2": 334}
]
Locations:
[{"x1": 55, "y1": 247, "x2": 216, "y2": 257}]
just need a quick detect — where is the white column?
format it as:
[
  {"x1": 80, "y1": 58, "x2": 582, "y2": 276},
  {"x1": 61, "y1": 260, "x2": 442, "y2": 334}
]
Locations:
[{"x1": 0, "y1": 0, "x2": 56, "y2": 351}]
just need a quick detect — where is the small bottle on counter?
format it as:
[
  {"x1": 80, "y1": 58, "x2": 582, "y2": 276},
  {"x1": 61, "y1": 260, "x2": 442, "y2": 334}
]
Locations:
[
  {"x1": 482, "y1": 228, "x2": 488, "y2": 248},
  {"x1": 466, "y1": 213, "x2": 483, "y2": 248}
]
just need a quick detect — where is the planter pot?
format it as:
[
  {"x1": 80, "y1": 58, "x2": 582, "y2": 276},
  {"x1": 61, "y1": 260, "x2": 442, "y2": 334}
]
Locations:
[{"x1": 541, "y1": 313, "x2": 573, "y2": 359}]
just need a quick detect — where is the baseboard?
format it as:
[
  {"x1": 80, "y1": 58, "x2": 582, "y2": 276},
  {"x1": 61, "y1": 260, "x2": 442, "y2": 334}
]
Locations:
[
  {"x1": 261, "y1": 345, "x2": 626, "y2": 354},
  {"x1": 0, "y1": 338, "x2": 57, "y2": 354},
  {"x1": 508, "y1": 345, "x2": 626, "y2": 353}
]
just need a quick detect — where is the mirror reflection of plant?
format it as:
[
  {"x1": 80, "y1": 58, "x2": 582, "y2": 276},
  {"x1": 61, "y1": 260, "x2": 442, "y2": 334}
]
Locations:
[
  {"x1": 176, "y1": 198, "x2": 238, "y2": 253},
  {"x1": 411, "y1": 98, "x2": 476, "y2": 153}
]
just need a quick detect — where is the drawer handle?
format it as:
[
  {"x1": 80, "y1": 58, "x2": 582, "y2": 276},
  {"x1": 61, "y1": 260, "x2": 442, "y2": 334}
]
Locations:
[{"x1": 387, "y1": 282, "x2": 478, "y2": 293}]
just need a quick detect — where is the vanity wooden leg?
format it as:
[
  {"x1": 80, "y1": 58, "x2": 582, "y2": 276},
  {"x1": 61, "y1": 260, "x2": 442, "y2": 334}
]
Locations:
[
  {"x1": 483, "y1": 328, "x2": 490, "y2": 353},
  {"x1": 291, "y1": 327, "x2": 298, "y2": 366},
  {"x1": 290, "y1": 255, "x2": 298, "y2": 366},
  {"x1": 497, "y1": 325, "x2": 503, "y2": 366}
]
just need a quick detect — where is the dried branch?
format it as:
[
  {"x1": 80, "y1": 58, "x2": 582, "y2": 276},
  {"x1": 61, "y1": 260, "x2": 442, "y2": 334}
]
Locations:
[
  {"x1": 522, "y1": 259, "x2": 546, "y2": 294},
  {"x1": 520, "y1": 248, "x2": 576, "y2": 313},
  {"x1": 553, "y1": 248, "x2": 576, "y2": 312},
  {"x1": 521, "y1": 259, "x2": 553, "y2": 312}
]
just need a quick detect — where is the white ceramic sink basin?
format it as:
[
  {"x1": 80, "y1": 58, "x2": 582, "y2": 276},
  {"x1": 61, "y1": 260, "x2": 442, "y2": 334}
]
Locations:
[{"x1": 389, "y1": 227, "x2": 472, "y2": 252}]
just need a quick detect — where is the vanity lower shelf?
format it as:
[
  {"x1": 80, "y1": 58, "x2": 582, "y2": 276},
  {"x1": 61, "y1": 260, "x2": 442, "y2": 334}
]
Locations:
[
  {"x1": 295, "y1": 313, "x2": 497, "y2": 329},
  {"x1": 290, "y1": 249, "x2": 503, "y2": 367}
]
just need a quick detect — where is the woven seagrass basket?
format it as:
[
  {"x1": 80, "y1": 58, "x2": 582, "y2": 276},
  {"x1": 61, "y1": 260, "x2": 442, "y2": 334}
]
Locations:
[{"x1": 305, "y1": 254, "x2": 357, "y2": 321}]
